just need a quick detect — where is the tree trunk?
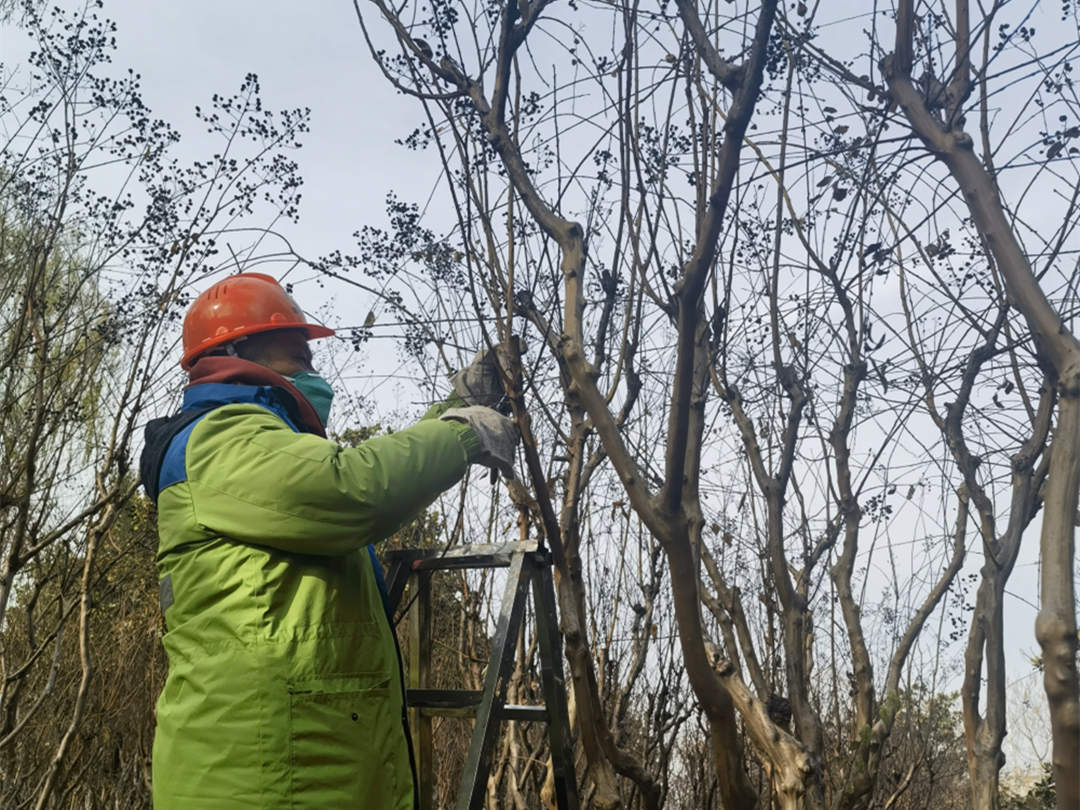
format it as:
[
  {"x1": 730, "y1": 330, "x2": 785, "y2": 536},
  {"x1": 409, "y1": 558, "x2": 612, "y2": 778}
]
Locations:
[
  {"x1": 665, "y1": 533, "x2": 759, "y2": 810},
  {"x1": 1035, "y1": 387, "x2": 1080, "y2": 810},
  {"x1": 969, "y1": 745, "x2": 1003, "y2": 810},
  {"x1": 714, "y1": 660, "x2": 810, "y2": 810},
  {"x1": 962, "y1": 572, "x2": 1006, "y2": 810}
]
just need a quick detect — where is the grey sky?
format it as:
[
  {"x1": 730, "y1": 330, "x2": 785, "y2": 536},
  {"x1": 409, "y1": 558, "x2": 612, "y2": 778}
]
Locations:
[
  {"x1": 80, "y1": 1, "x2": 455, "y2": 409},
  {"x1": 91, "y1": 1, "x2": 431, "y2": 266}
]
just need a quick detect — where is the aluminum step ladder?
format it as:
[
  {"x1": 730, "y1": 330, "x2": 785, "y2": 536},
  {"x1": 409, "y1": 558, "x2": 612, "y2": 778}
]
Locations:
[{"x1": 384, "y1": 541, "x2": 579, "y2": 810}]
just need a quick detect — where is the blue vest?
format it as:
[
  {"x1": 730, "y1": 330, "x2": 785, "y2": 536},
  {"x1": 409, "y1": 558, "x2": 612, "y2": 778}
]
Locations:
[{"x1": 141, "y1": 383, "x2": 303, "y2": 500}]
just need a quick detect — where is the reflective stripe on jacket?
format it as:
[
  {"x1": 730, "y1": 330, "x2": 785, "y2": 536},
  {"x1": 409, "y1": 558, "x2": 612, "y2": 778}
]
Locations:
[{"x1": 148, "y1": 382, "x2": 479, "y2": 809}]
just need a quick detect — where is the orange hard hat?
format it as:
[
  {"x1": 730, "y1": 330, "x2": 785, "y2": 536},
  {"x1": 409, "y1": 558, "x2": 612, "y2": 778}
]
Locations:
[{"x1": 180, "y1": 273, "x2": 335, "y2": 369}]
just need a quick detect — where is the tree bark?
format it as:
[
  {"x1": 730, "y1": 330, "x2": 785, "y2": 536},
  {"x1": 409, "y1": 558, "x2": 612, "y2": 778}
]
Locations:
[
  {"x1": 1035, "y1": 389, "x2": 1080, "y2": 810},
  {"x1": 882, "y1": 3, "x2": 1080, "y2": 802}
]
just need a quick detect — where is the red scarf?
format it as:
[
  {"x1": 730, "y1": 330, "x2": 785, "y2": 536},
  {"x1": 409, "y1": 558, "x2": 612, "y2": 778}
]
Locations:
[{"x1": 186, "y1": 356, "x2": 327, "y2": 438}]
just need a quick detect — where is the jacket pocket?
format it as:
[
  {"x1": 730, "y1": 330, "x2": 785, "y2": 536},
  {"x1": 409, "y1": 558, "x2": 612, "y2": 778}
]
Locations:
[{"x1": 287, "y1": 675, "x2": 401, "y2": 808}]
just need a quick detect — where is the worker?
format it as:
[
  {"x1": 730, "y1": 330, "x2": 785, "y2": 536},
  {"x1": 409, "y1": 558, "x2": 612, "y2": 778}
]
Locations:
[{"x1": 139, "y1": 273, "x2": 515, "y2": 809}]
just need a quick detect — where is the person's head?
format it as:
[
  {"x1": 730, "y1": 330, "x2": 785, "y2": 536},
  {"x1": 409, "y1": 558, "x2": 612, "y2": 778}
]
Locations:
[
  {"x1": 225, "y1": 328, "x2": 314, "y2": 377},
  {"x1": 180, "y1": 273, "x2": 333, "y2": 372},
  {"x1": 181, "y1": 274, "x2": 336, "y2": 425}
]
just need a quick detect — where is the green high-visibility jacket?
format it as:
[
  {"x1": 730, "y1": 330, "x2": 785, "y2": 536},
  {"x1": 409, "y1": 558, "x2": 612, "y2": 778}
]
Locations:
[{"x1": 147, "y1": 382, "x2": 479, "y2": 809}]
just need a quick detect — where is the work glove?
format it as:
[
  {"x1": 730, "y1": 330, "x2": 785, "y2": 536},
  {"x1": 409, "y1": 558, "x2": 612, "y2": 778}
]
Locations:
[
  {"x1": 450, "y1": 349, "x2": 507, "y2": 410},
  {"x1": 440, "y1": 406, "x2": 519, "y2": 478}
]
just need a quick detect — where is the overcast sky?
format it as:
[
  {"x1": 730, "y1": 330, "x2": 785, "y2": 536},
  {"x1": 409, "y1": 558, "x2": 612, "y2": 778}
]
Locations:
[{"x1": 88, "y1": 0, "x2": 436, "y2": 267}]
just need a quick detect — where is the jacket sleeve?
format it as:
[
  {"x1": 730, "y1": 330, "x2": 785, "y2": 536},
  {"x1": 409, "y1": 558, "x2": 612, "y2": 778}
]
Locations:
[{"x1": 184, "y1": 404, "x2": 481, "y2": 555}]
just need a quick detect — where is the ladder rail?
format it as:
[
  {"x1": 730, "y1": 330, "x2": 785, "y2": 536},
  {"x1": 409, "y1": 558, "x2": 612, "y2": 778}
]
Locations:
[{"x1": 455, "y1": 551, "x2": 531, "y2": 810}]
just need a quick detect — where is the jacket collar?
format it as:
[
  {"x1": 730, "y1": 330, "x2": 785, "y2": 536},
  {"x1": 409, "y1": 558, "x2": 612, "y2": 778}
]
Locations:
[{"x1": 185, "y1": 356, "x2": 327, "y2": 437}]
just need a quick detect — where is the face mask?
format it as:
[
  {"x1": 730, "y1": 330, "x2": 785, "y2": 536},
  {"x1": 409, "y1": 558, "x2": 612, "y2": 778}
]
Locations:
[{"x1": 288, "y1": 371, "x2": 334, "y2": 427}]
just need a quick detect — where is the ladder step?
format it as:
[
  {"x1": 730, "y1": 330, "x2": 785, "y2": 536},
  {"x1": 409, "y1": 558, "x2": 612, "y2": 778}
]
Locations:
[
  {"x1": 387, "y1": 541, "x2": 539, "y2": 571},
  {"x1": 406, "y1": 689, "x2": 548, "y2": 722},
  {"x1": 500, "y1": 705, "x2": 548, "y2": 722},
  {"x1": 407, "y1": 688, "x2": 481, "y2": 711}
]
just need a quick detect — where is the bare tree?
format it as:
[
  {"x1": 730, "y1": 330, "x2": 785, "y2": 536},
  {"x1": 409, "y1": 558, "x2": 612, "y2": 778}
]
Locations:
[
  {"x1": 795, "y1": 1, "x2": 1079, "y2": 805},
  {"x1": 341, "y1": 2, "x2": 1009, "y2": 808},
  {"x1": 349, "y1": 0, "x2": 786, "y2": 804}
]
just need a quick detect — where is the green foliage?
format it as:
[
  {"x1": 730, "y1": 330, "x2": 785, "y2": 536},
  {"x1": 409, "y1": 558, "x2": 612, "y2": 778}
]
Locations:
[
  {"x1": 334, "y1": 423, "x2": 391, "y2": 447},
  {"x1": 879, "y1": 689, "x2": 902, "y2": 724},
  {"x1": 1002, "y1": 764, "x2": 1056, "y2": 810}
]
